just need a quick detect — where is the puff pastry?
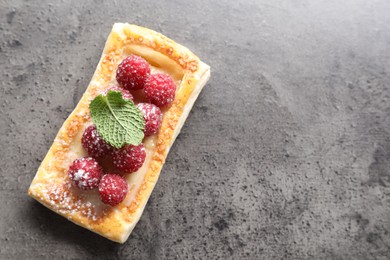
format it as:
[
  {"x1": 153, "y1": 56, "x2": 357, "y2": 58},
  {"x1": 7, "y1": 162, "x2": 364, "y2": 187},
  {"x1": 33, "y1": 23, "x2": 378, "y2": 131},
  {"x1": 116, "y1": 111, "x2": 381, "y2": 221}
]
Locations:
[{"x1": 28, "y1": 23, "x2": 210, "y2": 243}]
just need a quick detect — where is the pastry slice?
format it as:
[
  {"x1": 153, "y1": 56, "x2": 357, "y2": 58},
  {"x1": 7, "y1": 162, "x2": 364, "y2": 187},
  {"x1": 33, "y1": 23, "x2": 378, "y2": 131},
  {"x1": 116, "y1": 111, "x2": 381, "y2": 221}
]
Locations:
[{"x1": 28, "y1": 23, "x2": 210, "y2": 243}]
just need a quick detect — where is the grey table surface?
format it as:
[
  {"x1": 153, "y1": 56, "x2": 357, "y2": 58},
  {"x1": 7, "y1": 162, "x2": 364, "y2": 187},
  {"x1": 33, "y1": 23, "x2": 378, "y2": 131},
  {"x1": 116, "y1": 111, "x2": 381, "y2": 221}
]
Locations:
[{"x1": 1, "y1": 0, "x2": 390, "y2": 259}]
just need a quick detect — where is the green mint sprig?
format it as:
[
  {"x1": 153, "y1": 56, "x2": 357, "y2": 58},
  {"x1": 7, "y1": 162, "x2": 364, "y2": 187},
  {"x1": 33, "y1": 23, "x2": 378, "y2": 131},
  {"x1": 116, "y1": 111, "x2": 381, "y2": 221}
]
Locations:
[{"x1": 89, "y1": 90, "x2": 145, "y2": 148}]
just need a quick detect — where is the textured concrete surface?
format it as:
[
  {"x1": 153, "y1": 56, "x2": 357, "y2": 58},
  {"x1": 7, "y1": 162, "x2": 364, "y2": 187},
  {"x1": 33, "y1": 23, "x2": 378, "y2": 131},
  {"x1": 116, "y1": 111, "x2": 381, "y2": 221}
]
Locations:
[{"x1": 1, "y1": 0, "x2": 390, "y2": 259}]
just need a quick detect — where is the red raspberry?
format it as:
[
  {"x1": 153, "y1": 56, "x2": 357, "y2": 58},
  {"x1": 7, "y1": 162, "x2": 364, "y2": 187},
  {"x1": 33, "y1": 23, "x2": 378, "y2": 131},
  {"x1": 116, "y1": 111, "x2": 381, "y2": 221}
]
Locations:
[
  {"x1": 99, "y1": 173, "x2": 128, "y2": 206},
  {"x1": 144, "y1": 73, "x2": 176, "y2": 107},
  {"x1": 137, "y1": 103, "x2": 163, "y2": 136},
  {"x1": 102, "y1": 86, "x2": 134, "y2": 101},
  {"x1": 68, "y1": 157, "x2": 103, "y2": 190},
  {"x1": 112, "y1": 144, "x2": 146, "y2": 173},
  {"x1": 116, "y1": 55, "x2": 150, "y2": 90},
  {"x1": 82, "y1": 125, "x2": 114, "y2": 158}
]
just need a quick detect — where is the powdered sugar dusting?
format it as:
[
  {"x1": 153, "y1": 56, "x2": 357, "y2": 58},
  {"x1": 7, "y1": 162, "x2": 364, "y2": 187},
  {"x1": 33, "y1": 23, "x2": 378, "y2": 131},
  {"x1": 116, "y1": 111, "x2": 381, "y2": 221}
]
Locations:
[
  {"x1": 137, "y1": 103, "x2": 163, "y2": 136},
  {"x1": 82, "y1": 125, "x2": 114, "y2": 158},
  {"x1": 116, "y1": 55, "x2": 150, "y2": 90},
  {"x1": 99, "y1": 174, "x2": 128, "y2": 206},
  {"x1": 112, "y1": 144, "x2": 146, "y2": 173},
  {"x1": 37, "y1": 180, "x2": 111, "y2": 222},
  {"x1": 144, "y1": 73, "x2": 176, "y2": 107},
  {"x1": 68, "y1": 157, "x2": 103, "y2": 190}
]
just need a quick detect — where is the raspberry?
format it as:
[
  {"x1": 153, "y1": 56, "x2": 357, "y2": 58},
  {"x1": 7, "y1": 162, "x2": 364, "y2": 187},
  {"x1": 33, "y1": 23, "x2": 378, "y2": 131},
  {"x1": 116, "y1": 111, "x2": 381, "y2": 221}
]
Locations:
[
  {"x1": 99, "y1": 174, "x2": 128, "y2": 206},
  {"x1": 137, "y1": 103, "x2": 163, "y2": 136},
  {"x1": 82, "y1": 125, "x2": 114, "y2": 158},
  {"x1": 112, "y1": 144, "x2": 146, "y2": 173},
  {"x1": 116, "y1": 55, "x2": 150, "y2": 90},
  {"x1": 102, "y1": 86, "x2": 134, "y2": 101},
  {"x1": 68, "y1": 157, "x2": 103, "y2": 190},
  {"x1": 144, "y1": 73, "x2": 176, "y2": 107}
]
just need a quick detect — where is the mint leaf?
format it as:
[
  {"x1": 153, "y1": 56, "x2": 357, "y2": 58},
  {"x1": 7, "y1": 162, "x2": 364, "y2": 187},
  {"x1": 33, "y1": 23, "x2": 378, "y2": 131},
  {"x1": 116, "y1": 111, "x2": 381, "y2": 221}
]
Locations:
[{"x1": 89, "y1": 91, "x2": 145, "y2": 148}]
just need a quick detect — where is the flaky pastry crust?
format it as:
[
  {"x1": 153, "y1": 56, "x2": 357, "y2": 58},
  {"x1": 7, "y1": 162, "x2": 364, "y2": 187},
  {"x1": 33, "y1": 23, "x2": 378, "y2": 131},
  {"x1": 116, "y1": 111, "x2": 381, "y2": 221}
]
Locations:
[{"x1": 28, "y1": 23, "x2": 210, "y2": 243}]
